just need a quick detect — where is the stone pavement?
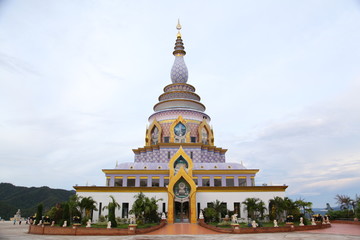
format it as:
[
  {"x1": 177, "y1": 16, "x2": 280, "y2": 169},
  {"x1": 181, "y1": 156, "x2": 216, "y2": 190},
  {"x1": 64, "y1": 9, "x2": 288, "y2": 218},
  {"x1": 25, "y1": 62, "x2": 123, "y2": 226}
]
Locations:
[{"x1": 0, "y1": 221, "x2": 359, "y2": 240}]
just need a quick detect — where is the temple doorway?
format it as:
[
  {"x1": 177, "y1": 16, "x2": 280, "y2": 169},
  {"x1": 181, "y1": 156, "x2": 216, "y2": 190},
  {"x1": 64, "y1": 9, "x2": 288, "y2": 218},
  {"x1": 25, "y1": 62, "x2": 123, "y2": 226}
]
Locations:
[{"x1": 174, "y1": 200, "x2": 189, "y2": 223}]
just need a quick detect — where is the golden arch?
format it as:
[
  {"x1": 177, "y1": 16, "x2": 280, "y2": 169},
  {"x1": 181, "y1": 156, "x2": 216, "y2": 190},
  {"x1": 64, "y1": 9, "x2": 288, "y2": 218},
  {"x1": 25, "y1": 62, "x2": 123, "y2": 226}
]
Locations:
[
  {"x1": 167, "y1": 147, "x2": 197, "y2": 223},
  {"x1": 198, "y1": 119, "x2": 214, "y2": 146},
  {"x1": 169, "y1": 116, "x2": 191, "y2": 143},
  {"x1": 145, "y1": 119, "x2": 162, "y2": 146}
]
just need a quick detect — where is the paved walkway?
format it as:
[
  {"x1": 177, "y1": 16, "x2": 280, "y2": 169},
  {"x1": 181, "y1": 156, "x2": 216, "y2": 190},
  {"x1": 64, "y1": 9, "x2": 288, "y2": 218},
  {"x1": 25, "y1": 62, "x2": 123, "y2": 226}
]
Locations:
[
  {"x1": 304, "y1": 223, "x2": 360, "y2": 236},
  {"x1": 147, "y1": 223, "x2": 220, "y2": 235},
  {"x1": 1, "y1": 221, "x2": 360, "y2": 240}
]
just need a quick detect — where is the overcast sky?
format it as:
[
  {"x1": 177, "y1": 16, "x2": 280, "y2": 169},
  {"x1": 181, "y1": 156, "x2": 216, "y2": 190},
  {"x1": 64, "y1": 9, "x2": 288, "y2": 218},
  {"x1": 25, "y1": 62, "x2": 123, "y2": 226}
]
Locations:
[{"x1": 1, "y1": 0, "x2": 359, "y2": 208}]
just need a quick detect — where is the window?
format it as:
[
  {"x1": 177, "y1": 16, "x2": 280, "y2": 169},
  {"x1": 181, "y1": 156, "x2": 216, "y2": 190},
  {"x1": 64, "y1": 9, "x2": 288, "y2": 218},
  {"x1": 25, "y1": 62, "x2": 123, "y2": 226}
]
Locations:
[
  {"x1": 191, "y1": 137, "x2": 196, "y2": 143},
  {"x1": 234, "y1": 202, "x2": 240, "y2": 217},
  {"x1": 114, "y1": 178, "x2": 123, "y2": 187},
  {"x1": 152, "y1": 177, "x2": 160, "y2": 187},
  {"x1": 202, "y1": 178, "x2": 210, "y2": 187},
  {"x1": 214, "y1": 177, "x2": 222, "y2": 187},
  {"x1": 127, "y1": 178, "x2": 136, "y2": 187},
  {"x1": 162, "y1": 203, "x2": 166, "y2": 213},
  {"x1": 140, "y1": 177, "x2": 148, "y2": 187},
  {"x1": 190, "y1": 151, "x2": 193, "y2": 159},
  {"x1": 226, "y1": 177, "x2": 234, "y2": 187},
  {"x1": 238, "y1": 178, "x2": 246, "y2": 186},
  {"x1": 106, "y1": 178, "x2": 110, "y2": 186},
  {"x1": 251, "y1": 178, "x2": 255, "y2": 186},
  {"x1": 197, "y1": 203, "x2": 201, "y2": 218},
  {"x1": 122, "y1": 203, "x2": 129, "y2": 218},
  {"x1": 98, "y1": 202, "x2": 102, "y2": 218},
  {"x1": 164, "y1": 137, "x2": 170, "y2": 143},
  {"x1": 193, "y1": 177, "x2": 198, "y2": 185},
  {"x1": 168, "y1": 151, "x2": 171, "y2": 159},
  {"x1": 163, "y1": 177, "x2": 169, "y2": 187}
]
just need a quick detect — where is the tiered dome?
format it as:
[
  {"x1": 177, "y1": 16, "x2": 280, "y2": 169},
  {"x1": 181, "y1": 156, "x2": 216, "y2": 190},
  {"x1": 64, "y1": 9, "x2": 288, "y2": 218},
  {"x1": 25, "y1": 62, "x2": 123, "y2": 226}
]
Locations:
[{"x1": 153, "y1": 21, "x2": 206, "y2": 113}]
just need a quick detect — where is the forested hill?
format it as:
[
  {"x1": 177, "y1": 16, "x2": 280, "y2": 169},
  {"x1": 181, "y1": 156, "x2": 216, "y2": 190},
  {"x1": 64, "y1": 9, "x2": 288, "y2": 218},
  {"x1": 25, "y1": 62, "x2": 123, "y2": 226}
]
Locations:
[{"x1": 0, "y1": 182, "x2": 75, "y2": 220}]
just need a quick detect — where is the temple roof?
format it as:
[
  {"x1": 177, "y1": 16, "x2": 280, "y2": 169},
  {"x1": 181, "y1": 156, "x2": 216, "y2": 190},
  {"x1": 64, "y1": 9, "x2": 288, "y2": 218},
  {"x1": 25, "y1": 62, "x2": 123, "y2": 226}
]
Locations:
[{"x1": 115, "y1": 162, "x2": 247, "y2": 170}]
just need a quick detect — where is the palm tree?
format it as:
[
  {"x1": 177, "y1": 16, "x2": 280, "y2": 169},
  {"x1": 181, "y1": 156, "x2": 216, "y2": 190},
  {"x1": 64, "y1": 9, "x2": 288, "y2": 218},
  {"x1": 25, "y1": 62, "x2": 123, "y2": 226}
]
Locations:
[
  {"x1": 130, "y1": 192, "x2": 162, "y2": 223},
  {"x1": 242, "y1": 198, "x2": 259, "y2": 220},
  {"x1": 256, "y1": 200, "x2": 267, "y2": 219},
  {"x1": 269, "y1": 197, "x2": 285, "y2": 221},
  {"x1": 68, "y1": 195, "x2": 80, "y2": 223},
  {"x1": 79, "y1": 196, "x2": 98, "y2": 219},
  {"x1": 335, "y1": 194, "x2": 352, "y2": 210},
  {"x1": 209, "y1": 200, "x2": 227, "y2": 222},
  {"x1": 103, "y1": 195, "x2": 120, "y2": 227},
  {"x1": 295, "y1": 198, "x2": 313, "y2": 218}
]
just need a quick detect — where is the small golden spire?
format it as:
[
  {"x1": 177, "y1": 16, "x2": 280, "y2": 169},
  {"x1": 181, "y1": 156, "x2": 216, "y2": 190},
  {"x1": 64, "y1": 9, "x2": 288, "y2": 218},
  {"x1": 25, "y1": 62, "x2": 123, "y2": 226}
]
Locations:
[{"x1": 176, "y1": 19, "x2": 182, "y2": 38}]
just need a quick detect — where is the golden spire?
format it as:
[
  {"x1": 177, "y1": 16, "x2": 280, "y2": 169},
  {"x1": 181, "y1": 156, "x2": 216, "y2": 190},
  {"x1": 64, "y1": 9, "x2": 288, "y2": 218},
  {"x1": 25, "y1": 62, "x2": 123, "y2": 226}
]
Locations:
[{"x1": 176, "y1": 19, "x2": 182, "y2": 38}]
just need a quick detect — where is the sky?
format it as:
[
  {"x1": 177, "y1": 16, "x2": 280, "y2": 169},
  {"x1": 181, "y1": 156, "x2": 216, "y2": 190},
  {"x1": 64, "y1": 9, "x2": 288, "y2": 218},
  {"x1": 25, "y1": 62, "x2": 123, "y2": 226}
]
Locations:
[{"x1": 0, "y1": 0, "x2": 360, "y2": 208}]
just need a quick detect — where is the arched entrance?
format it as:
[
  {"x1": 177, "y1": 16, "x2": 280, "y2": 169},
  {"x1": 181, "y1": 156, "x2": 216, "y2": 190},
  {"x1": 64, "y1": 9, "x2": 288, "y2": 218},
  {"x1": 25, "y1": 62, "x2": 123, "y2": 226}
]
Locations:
[
  {"x1": 174, "y1": 179, "x2": 190, "y2": 223},
  {"x1": 167, "y1": 147, "x2": 197, "y2": 224}
]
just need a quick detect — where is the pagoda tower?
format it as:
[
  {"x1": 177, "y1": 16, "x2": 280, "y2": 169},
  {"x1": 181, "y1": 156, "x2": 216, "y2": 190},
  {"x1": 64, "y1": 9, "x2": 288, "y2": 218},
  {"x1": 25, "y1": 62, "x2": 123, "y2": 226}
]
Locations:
[{"x1": 75, "y1": 21, "x2": 287, "y2": 225}]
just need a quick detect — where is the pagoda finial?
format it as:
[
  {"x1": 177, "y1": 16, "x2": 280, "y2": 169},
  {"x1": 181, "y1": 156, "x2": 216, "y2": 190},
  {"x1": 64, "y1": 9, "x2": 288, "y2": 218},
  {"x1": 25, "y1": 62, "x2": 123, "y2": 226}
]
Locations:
[
  {"x1": 176, "y1": 19, "x2": 182, "y2": 37},
  {"x1": 171, "y1": 19, "x2": 188, "y2": 83}
]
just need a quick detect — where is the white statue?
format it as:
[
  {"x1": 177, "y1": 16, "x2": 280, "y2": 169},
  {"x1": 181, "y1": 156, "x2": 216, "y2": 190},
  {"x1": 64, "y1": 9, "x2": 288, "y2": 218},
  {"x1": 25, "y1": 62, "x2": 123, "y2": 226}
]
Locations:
[
  {"x1": 325, "y1": 216, "x2": 330, "y2": 224},
  {"x1": 51, "y1": 221, "x2": 55, "y2": 227},
  {"x1": 199, "y1": 211, "x2": 204, "y2": 219},
  {"x1": 151, "y1": 127, "x2": 159, "y2": 145},
  {"x1": 86, "y1": 219, "x2": 91, "y2": 228},
  {"x1": 38, "y1": 220, "x2": 42, "y2": 226},
  {"x1": 311, "y1": 218, "x2": 316, "y2": 225},
  {"x1": 129, "y1": 214, "x2": 136, "y2": 224},
  {"x1": 299, "y1": 217, "x2": 304, "y2": 226},
  {"x1": 201, "y1": 128, "x2": 208, "y2": 144},
  {"x1": 231, "y1": 214, "x2": 238, "y2": 224},
  {"x1": 251, "y1": 220, "x2": 258, "y2": 228},
  {"x1": 273, "y1": 220, "x2": 279, "y2": 227},
  {"x1": 62, "y1": 221, "x2": 67, "y2": 227},
  {"x1": 33, "y1": 220, "x2": 36, "y2": 225},
  {"x1": 107, "y1": 221, "x2": 111, "y2": 229},
  {"x1": 161, "y1": 212, "x2": 166, "y2": 220}
]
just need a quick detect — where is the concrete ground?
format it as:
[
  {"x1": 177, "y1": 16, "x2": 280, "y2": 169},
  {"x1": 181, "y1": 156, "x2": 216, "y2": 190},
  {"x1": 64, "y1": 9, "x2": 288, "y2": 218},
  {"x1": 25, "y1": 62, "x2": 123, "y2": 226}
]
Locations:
[{"x1": 0, "y1": 221, "x2": 359, "y2": 240}]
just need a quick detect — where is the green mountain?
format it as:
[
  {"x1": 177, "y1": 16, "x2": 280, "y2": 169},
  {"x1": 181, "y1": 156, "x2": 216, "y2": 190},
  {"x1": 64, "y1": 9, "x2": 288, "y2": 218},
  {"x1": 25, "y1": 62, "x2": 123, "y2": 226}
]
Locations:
[{"x1": 0, "y1": 183, "x2": 75, "y2": 220}]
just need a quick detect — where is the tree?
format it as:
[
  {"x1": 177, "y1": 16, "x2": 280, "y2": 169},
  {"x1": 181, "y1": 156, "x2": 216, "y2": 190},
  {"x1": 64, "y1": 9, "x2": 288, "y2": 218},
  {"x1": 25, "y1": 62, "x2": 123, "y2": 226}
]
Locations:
[
  {"x1": 269, "y1": 197, "x2": 284, "y2": 221},
  {"x1": 242, "y1": 198, "x2": 260, "y2": 220},
  {"x1": 103, "y1": 195, "x2": 120, "y2": 227},
  {"x1": 62, "y1": 202, "x2": 70, "y2": 226},
  {"x1": 335, "y1": 194, "x2": 352, "y2": 210},
  {"x1": 295, "y1": 198, "x2": 313, "y2": 219},
  {"x1": 79, "y1": 196, "x2": 98, "y2": 219},
  {"x1": 210, "y1": 200, "x2": 227, "y2": 222},
  {"x1": 68, "y1": 195, "x2": 80, "y2": 223},
  {"x1": 35, "y1": 203, "x2": 43, "y2": 223},
  {"x1": 130, "y1": 192, "x2": 162, "y2": 224}
]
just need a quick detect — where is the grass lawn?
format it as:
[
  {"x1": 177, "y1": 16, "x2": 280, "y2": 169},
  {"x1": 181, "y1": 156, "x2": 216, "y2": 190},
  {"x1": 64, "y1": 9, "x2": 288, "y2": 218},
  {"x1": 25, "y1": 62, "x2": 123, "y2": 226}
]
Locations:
[
  {"x1": 89, "y1": 222, "x2": 159, "y2": 229},
  {"x1": 208, "y1": 221, "x2": 288, "y2": 228}
]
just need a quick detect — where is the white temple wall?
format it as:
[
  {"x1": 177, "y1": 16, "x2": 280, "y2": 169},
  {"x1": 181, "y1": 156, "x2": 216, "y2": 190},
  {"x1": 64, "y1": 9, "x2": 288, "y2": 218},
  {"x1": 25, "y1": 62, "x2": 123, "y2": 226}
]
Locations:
[
  {"x1": 196, "y1": 191, "x2": 286, "y2": 219},
  {"x1": 77, "y1": 191, "x2": 168, "y2": 222}
]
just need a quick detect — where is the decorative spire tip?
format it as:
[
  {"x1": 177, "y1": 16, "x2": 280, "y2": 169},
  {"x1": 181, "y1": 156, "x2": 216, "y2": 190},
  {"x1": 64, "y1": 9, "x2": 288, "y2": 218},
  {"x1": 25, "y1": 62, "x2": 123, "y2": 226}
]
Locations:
[{"x1": 176, "y1": 19, "x2": 182, "y2": 38}]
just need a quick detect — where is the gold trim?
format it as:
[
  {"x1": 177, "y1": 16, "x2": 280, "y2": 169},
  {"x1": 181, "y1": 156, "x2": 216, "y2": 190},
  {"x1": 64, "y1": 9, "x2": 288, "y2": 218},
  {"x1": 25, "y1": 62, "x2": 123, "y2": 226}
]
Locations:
[
  {"x1": 169, "y1": 116, "x2": 191, "y2": 143},
  {"x1": 197, "y1": 186, "x2": 288, "y2": 192},
  {"x1": 132, "y1": 144, "x2": 227, "y2": 154},
  {"x1": 114, "y1": 176, "x2": 123, "y2": 179},
  {"x1": 194, "y1": 169, "x2": 259, "y2": 174},
  {"x1": 153, "y1": 99, "x2": 206, "y2": 112},
  {"x1": 167, "y1": 147, "x2": 197, "y2": 224},
  {"x1": 159, "y1": 119, "x2": 200, "y2": 124},
  {"x1": 74, "y1": 186, "x2": 167, "y2": 192},
  {"x1": 146, "y1": 119, "x2": 162, "y2": 146},
  {"x1": 198, "y1": 119, "x2": 214, "y2": 145},
  {"x1": 103, "y1": 169, "x2": 168, "y2": 174}
]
